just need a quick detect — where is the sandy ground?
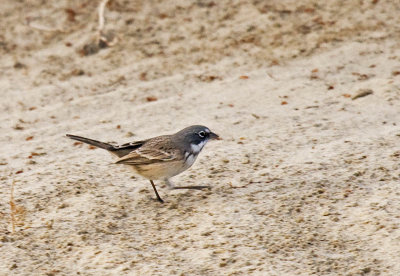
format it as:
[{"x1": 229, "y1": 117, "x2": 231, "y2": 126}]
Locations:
[{"x1": 1, "y1": 0, "x2": 400, "y2": 275}]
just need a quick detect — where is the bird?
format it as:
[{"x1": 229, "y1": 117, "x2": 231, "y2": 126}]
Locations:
[{"x1": 66, "y1": 125, "x2": 220, "y2": 203}]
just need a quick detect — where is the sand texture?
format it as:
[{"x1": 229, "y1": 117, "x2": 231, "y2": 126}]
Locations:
[{"x1": 1, "y1": 0, "x2": 400, "y2": 275}]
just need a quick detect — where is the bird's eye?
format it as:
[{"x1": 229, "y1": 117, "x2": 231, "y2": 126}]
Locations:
[{"x1": 198, "y1": 131, "x2": 206, "y2": 138}]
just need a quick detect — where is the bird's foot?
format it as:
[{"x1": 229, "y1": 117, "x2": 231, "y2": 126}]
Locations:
[{"x1": 172, "y1": 185, "x2": 210, "y2": 190}]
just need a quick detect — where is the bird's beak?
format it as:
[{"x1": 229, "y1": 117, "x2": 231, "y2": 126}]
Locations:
[{"x1": 209, "y1": 132, "x2": 222, "y2": 140}]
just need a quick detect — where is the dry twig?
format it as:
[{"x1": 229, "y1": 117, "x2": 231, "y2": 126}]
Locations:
[
  {"x1": 98, "y1": 0, "x2": 109, "y2": 34},
  {"x1": 97, "y1": 0, "x2": 119, "y2": 47},
  {"x1": 9, "y1": 179, "x2": 26, "y2": 233},
  {"x1": 10, "y1": 180, "x2": 16, "y2": 233}
]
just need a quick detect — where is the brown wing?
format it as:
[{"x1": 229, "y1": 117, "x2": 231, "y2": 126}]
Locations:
[{"x1": 115, "y1": 136, "x2": 178, "y2": 165}]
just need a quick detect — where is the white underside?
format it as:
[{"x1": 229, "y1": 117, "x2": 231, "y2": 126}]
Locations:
[
  {"x1": 130, "y1": 160, "x2": 194, "y2": 180},
  {"x1": 185, "y1": 153, "x2": 196, "y2": 167}
]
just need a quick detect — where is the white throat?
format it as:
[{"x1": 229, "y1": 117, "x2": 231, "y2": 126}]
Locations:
[{"x1": 190, "y1": 140, "x2": 207, "y2": 154}]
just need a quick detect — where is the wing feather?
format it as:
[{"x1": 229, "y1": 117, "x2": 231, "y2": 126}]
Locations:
[
  {"x1": 115, "y1": 147, "x2": 176, "y2": 165},
  {"x1": 110, "y1": 140, "x2": 146, "y2": 157}
]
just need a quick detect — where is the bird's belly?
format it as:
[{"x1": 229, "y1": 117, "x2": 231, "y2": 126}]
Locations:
[{"x1": 130, "y1": 160, "x2": 195, "y2": 180}]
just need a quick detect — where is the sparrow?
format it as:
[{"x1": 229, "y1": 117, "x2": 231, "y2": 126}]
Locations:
[{"x1": 66, "y1": 125, "x2": 220, "y2": 203}]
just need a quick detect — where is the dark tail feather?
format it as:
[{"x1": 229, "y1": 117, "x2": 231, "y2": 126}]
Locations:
[{"x1": 66, "y1": 134, "x2": 115, "y2": 151}]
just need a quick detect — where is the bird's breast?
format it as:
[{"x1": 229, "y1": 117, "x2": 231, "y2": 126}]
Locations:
[{"x1": 184, "y1": 151, "x2": 198, "y2": 168}]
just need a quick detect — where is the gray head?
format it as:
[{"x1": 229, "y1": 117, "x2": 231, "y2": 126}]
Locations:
[{"x1": 173, "y1": 125, "x2": 220, "y2": 153}]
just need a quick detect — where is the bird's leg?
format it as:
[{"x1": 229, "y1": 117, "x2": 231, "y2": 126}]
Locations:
[
  {"x1": 149, "y1": 180, "x2": 164, "y2": 203},
  {"x1": 165, "y1": 179, "x2": 209, "y2": 190}
]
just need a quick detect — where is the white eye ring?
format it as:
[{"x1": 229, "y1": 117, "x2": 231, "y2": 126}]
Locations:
[{"x1": 198, "y1": 131, "x2": 206, "y2": 138}]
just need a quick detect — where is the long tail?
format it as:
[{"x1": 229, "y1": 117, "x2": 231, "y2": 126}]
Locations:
[{"x1": 66, "y1": 134, "x2": 115, "y2": 151}]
